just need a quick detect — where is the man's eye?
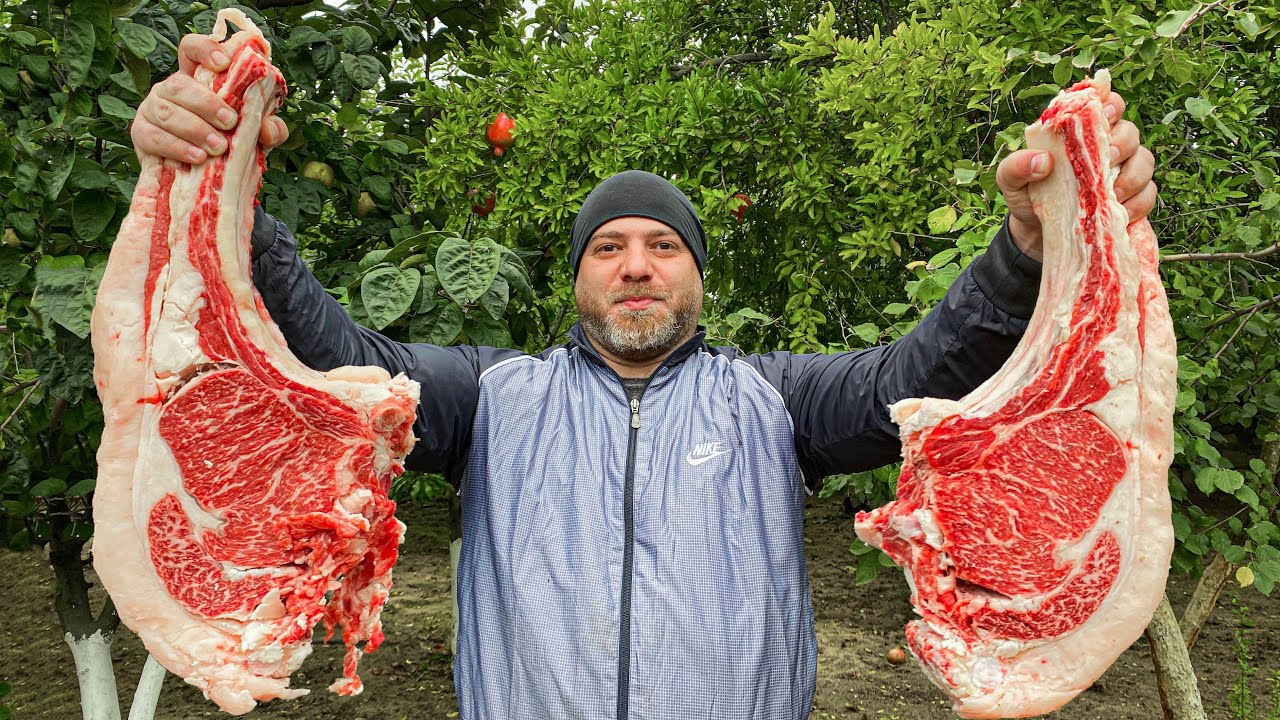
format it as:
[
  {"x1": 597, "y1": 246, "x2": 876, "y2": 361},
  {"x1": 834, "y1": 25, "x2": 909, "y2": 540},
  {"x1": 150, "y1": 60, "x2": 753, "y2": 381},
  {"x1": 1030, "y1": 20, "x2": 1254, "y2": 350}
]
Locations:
[{"x1": 596, "y1": 244, "x2": 618, "y2": 253}]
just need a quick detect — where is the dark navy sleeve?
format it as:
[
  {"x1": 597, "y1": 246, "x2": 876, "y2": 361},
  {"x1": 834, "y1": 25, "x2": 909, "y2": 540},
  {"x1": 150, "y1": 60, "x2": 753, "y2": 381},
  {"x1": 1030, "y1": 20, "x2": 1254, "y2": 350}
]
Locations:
[
  {"x1": 741, "y1": 219, "x2": 1042, "y2": 483},
  {"x1": 250, "y1": 206, "x2": 523, "y2": 475}
]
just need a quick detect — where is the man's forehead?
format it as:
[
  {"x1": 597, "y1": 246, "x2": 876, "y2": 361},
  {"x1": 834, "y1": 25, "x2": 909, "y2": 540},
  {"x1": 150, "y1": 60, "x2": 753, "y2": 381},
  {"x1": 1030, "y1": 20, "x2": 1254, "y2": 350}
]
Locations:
[{"x1": 590, "y1": 216, "x2": 682, "y2": 241}]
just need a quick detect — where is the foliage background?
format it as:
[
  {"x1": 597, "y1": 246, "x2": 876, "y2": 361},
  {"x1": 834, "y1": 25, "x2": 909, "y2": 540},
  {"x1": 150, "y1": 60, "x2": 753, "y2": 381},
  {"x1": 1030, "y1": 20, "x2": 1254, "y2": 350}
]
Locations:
[{"x1": 0, "y1": 0, "x2": 1276, "y2": 700}]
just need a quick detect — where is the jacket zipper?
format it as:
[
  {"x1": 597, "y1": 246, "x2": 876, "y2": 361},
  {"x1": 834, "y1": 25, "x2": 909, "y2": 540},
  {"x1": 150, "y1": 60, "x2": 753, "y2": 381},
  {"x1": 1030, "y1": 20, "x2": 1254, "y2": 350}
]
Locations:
[{"x1": 617, "y1": 395, "x2": 640, "y2": 720}]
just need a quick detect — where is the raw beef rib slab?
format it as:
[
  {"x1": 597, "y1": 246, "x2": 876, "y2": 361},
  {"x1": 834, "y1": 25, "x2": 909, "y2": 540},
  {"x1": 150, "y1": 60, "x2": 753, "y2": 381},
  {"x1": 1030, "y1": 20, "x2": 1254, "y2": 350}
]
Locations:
[
  {"x1": 854, "y1": 70, "x2": 1176, "y2": 719},
  {"x1": 90, "y1": 10, "x2": 419, "y2": 715}
]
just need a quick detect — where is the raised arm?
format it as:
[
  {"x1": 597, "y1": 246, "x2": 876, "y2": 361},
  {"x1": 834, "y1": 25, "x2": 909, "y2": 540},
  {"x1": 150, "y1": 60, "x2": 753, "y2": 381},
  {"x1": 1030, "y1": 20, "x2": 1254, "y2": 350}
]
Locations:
[{"x1": 744, "y1": 222, "x2": 1040, "y2": 482}]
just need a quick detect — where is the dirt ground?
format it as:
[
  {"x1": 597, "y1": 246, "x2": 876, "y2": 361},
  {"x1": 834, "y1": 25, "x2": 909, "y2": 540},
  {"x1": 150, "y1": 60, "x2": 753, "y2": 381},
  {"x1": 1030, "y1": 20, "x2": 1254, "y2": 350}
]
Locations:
[{"x1": 2, "y1": 498, "x2": 1277, "y2": 719}]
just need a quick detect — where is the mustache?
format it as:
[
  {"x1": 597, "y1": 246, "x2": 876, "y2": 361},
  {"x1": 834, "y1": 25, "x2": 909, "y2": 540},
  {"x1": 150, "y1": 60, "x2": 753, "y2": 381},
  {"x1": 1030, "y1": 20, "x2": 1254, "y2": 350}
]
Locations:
[{"x1": 607, "y1": 285, "x2": 670, "y2": 303}]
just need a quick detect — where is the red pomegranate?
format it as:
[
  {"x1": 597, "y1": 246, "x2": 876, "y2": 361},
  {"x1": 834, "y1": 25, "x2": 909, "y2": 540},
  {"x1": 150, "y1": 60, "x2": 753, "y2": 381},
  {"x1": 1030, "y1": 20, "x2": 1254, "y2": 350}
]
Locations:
[{"x1": 486, "y1": 112, "x2": 516, "y2": 157}]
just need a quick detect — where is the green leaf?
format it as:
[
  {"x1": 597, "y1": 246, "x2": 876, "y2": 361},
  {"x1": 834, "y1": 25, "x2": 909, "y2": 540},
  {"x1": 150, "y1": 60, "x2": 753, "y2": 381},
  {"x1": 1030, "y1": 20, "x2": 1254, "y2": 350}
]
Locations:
[
  {"x1": 1184, "y1": 97, "x2": 1214, "y2": 120},
  {"x1": 341, "y1": 53, "x2": 382, "y2": 90},
  {"x1": 852, "y1": 323, "x2": 879, "y2": 345},
  {"x1": 884, "y1": 303, "x2": 911, "y2": 317},
  {"x1": 98, "y1": 93, "x2": 136, "y2": 120},
  {"x1": 1016, "y1": 84, "x2": 1060, "y2": 100},
  {"x1": 1052, "y1": 56, "x2": 1073, "y2": 86},
  {"x1": 1213, "y1": 469, "x2": 1244, "y2": 493},
  {"x1": 361, "y1": 266, "x2": 421, "y2": 330},
  {"x1": 65, "y1": 479, "x2": 96, "y2": 497},
  {"x1": 929, "y1": 248, "x2": 960, "y2": 267},
  {"x1": 48, "y1": 149, "x2": 76, "y2": 200},
  {"x1": 953, "y1": 160, "x2": 980, "y2": 185},
  {"x1": 1193, "y1": 467, "x2": 1217, "y2": 494},
  {"x1": 336, "y1": 102, "x2": 359, "y2": 130},
  {"x1": 1155, "y1": 10, "x2": 1193, "y2": 37},
  {"x1": 1259, "y1": 192, "x2": 1280, "y2": 211},
  {"x1": 853, "y1": 553, "x2": 880, "y2": 585},
  {"x1": 1235, "y1": 12, "x2": 1260, "y2": 39},
  {"x1": 116, "y1": 20, "x2": 157, "y2": 58},
  {"x1": 499, "y1": 260, "x2": 533, "y2": 301},
  {"x1": 479, "y1": 274, "x2": 510, "y2": 321},
  {"x1": 464, "y1": 312, "x2": 511, "y2": 347},
  {"x1": 34, "y1": 256, "x2": 92, "y2": 338},
  {"x1": 286, "y1": 26, "x2": 328, "y2": 48},
  {"x1": 365, "y1": 175, "x2": 393, "y2": 204},
  {"x1": 340, "y1": 26, "x2": 374, "y2": 54},
  {"x1": 29, "y1": 479, "x2": 68, "y2": 497},
  {"x1": 436, "y1": 237, "x2": 502, "y2": 306},
  {"x1": 927, "y1": 206, "x2": 957, "y2": 234},
  {"x1": 61, "y1": 16, "x2": 96, "y2": 89},
  {"x1": 1072, "y1": 48, "x2": 1095, "y2": 68},
  {"x1": 409, "y1": 302, "x2": 463, "y2": 345},
  {"x1": 72, "y1": 191, "x2": 116, "y2": 241},
  {"x1": 0, "y1": 249, "x2": 30, "y2": 287}
]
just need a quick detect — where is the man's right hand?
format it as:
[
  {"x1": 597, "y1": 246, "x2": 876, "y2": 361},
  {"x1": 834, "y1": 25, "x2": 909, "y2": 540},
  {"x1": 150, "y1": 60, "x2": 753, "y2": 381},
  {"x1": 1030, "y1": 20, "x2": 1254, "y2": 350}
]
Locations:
[{"x1": 131, "y1": 34, "x2": 289, "y2": 165}]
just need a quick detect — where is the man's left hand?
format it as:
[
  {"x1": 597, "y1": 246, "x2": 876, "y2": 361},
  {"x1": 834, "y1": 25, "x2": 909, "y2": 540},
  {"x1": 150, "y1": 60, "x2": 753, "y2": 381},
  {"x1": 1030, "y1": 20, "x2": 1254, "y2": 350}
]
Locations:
[{"x1": 995, "y1": 90, "x2": 1157, "y2": 262}]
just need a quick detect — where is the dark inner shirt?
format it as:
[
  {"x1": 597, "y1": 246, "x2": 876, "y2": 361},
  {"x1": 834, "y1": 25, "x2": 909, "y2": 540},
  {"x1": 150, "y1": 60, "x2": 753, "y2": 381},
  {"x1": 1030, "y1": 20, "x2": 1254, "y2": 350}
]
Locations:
[{"x1": 622, "y1": 377, "x2": 647, "y2": 402}]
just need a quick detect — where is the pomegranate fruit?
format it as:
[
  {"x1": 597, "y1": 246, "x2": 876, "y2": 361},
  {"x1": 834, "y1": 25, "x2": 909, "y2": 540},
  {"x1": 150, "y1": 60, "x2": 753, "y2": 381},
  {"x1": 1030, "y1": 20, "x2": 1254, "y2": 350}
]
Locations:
[
  {"x1": 486, "y1": 112, "x2": 515, "y2": 157},
  {"x1": 468, "y1": 189, "x2": 496, "y2": 217},
  {"x1": 732, "y1": 193, "x2": 752, "y2": 224}
]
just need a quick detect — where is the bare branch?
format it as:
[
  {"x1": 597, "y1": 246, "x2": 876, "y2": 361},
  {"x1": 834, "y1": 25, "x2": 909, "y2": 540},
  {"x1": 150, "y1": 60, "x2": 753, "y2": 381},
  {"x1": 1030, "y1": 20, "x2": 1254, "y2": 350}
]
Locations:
[
  {"x1": 1162, "y1": 241, "x2": 1280, "y2": 263},
  {"x1": 0, "y1": 382, "x2": 39, "y2": 435},
  {"x1": 3, "y1": 377, "x2": 38, "y2": 397},
  {"x1": 1202, "y1": 293, "x2": 1280, "y2": 333},
  {"x1": 669, "y1": 51, "x2": 775, "y2": 81},
  {"x1": 1168, "y1": 0, "x2": 1233, "y2": 40}
]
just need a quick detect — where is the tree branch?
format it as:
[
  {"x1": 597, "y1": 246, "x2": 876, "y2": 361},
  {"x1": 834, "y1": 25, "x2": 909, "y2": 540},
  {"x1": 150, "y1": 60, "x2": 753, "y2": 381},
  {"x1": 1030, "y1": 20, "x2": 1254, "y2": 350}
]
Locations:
[
  {"x1": 1162, "y1": 241, "x2": 1279, "y2": 263},
  {"x1": 252, "y1": 0, "x2": 321, "y2": 10},
  {"x1": 1168, "y1": 0, "x2": 1233, "y2": 40},
  {"x1": 669, "y1": 51, "x2": 776, "y2": 81},
  {"x1": 1201, "y1": 293, "x2": 1280, "y2": 333}
]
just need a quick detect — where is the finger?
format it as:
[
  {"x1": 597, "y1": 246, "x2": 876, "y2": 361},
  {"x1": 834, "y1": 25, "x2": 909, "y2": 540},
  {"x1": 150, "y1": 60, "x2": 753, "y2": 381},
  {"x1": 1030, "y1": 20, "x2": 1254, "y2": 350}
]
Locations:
[
  {"x1": 155, "y1": 73, "x2": 238, "y2": 133},
  {"x1": 177, "y1": 34, "x2": 231, "y2": 76},
  {"x1": 1109, "y1": 120, "x2": 1139, "y2": 163},
  {"x1": 1114, "y1": 146, "x2": 1155, "y2": 203},
  {"x1": 133, "y1": 118, "x2": 208, "y2": 164},
  {"x1": 997, "y1": 148, "x2": 1054, "y2": 192},
  {"x1": 259, "y1": 117, "x2": 288, "y2": 148},
  {"x1": 1103, "y1": 92, "x2": 1126, "y2": 125},
  {"x1": 1122, "y1": 181, "x2": 1158, "y2": 223},
  {"x1": 140, "y1": 93, "x2": 228, "y2": 158}
]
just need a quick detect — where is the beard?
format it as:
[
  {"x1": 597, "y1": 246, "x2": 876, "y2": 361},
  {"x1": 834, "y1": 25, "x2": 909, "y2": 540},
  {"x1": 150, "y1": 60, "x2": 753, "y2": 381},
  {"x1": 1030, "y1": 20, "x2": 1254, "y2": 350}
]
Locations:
[{"x1": 577, "y1": 283, "x2": 701, "y2": 364}]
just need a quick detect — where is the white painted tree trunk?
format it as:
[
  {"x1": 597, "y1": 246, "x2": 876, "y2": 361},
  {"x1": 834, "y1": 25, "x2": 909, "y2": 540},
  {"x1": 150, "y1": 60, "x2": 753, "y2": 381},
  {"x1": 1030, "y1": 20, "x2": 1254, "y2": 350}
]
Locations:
[
  {"x1": 65, "y1": 630, "x2": 121, "y2": 720},
  {"x1": 450, "y1": 536, "x2": 462, "y2": 655},
  {"x1": 127, "y1": 656, "x2": 165, "y2": 720}
]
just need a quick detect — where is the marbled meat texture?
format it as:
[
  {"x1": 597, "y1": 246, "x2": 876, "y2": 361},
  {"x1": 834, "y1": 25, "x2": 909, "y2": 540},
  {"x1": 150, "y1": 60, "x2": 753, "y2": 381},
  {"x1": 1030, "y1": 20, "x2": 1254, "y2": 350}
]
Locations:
[
  {"x1": 90, "y1": 9, "x2": 420, "y2": 715},
  {"x1": 854, "y1": 70, "x2": 1176, "y2": 719}
]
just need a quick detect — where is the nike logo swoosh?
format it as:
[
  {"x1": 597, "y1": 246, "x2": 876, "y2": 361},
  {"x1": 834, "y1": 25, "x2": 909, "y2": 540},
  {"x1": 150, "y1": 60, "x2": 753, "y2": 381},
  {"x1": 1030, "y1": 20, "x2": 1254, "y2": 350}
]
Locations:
[{"x1": 686, "y1": 450, "x2": 730, "y2": 466}]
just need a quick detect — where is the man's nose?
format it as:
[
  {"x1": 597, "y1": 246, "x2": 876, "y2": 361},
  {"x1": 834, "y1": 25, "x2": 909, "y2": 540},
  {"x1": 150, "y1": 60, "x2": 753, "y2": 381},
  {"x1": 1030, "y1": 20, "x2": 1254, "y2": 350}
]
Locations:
[{"x1": 620, "y1": 245, "x2": 653, "y2": 282}]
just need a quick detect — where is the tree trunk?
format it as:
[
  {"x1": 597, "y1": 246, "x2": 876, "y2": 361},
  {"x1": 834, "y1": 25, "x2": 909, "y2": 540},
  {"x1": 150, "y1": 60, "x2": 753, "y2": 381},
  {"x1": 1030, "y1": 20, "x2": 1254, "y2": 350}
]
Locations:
[
  {"x1": 65, "y1": 629, "x2": 121, "y2": 720},
  {"x1": 50, "y1": 518, "x2": 123, "y2": 720},
  {"x1": 1146, "y1": 594, "x2": 1207, "y2": 720},
  {"x1": 449, "y1": 491, "x2": 463, "y2": 656},
  {"x1": 1179, "y1": 553, "x2": 1233, "y2": 651},
  {"x1": 127, "y1": 656, "x2": 165, "y2": 720}
]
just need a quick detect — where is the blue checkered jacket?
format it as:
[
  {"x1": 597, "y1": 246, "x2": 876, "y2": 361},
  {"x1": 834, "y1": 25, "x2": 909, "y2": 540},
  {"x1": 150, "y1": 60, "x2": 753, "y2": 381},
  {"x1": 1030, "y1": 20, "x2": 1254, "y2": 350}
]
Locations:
[{"x1": 250, "y1": 208, "x2": 1040, "y2": 720}]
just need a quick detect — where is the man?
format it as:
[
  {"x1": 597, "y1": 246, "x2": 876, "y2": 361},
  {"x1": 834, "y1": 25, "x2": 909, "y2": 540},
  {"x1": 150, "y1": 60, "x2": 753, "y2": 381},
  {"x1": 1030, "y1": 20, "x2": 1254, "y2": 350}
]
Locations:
[{"x1": 132, "y1": 34, "x2": 1156, "y2": 720}]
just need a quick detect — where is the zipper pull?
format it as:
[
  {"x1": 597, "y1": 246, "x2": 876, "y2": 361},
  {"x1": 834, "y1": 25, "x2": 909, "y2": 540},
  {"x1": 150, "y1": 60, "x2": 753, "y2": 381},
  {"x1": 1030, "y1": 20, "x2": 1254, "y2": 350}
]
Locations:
[{"x1": 630, "y1": 398, "x2": 641, "y2": 429}]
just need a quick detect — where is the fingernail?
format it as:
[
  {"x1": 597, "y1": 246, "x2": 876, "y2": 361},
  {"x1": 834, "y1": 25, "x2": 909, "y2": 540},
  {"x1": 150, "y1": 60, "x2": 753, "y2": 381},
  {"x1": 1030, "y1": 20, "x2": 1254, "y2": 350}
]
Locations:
[
  {"x1": 216, "y1": 108, "x2": 236, "y2": 128},
  {"x1": 1104, "y1": 104, "x2": 1118, "y2": 121},
  {"x1": 187, "y1": 146, "x2": 206, "y2": 163},
  {"x1": 1031, "y1": 153, "x2": 1048, "y2": 174},
  {"x1": 1110, "y1": 146, "x2": 1121, "y2": 162},
  {"x1": 212, "y1": 51, "x2": 229, "y2": 67},
  {"x1": 206, "y1": 132, "x2": 225, "y2": 151}
]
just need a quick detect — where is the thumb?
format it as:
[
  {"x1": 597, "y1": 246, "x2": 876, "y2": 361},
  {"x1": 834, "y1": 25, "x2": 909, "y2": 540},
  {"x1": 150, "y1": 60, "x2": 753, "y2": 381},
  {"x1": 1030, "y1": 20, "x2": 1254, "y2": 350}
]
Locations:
[{"x1": 996, "y1": 149, "x2": 1053, "y2": 194}]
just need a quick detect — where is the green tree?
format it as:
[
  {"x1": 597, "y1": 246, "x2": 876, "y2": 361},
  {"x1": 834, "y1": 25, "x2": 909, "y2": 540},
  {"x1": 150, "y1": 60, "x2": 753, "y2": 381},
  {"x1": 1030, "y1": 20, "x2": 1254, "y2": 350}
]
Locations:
[{"x1": 0, "y1": 0, "x2": 513, "y2": 714}]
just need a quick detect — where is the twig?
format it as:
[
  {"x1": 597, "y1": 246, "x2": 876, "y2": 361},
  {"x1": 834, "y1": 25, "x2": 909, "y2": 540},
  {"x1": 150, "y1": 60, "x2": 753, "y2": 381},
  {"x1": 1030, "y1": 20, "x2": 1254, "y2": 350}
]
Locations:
[
  {"x1": 1201, "y1": 293, "x2": 1280, "y2": 333},
  {"x1": 3, "y1": 377, "x2": 38, "y2": 397},
  {"x1": 669, "y1": 51, "x2": 775, "y2": 81},
  {"x1": 1162, "y1": 241, "x2": 1279, "y2": 263},
  {"x1": 1211, "y1": 303, "x2": 1263, "y2": 362},
  {"x1": 0, "y1": 383, "x2": 38, "y2": 435},
  {"x1": 1169, "y1": 0, "x2": 1232, "y2": 40}
]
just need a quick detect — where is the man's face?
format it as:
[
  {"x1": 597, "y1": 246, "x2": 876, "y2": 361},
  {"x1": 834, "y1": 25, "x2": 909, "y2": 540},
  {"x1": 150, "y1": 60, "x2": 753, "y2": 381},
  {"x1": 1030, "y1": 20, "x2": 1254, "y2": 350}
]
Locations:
[{"x1": 574, "y1": 216, "x2": 703, "y2": 365}]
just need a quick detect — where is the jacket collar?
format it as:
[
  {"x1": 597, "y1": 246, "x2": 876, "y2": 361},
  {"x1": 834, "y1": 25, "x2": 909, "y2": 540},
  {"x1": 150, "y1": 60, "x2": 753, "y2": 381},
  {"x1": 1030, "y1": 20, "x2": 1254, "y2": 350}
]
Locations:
[{"x1": 566, "y1": 322, "x2": 708, "y2": 375}]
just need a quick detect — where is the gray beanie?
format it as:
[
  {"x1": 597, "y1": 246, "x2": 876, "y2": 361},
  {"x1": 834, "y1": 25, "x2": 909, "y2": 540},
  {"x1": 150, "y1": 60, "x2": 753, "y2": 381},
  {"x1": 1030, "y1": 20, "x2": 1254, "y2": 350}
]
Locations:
[{"x1": 569, "y1": 170, "x2": 708, "y2": 276}]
